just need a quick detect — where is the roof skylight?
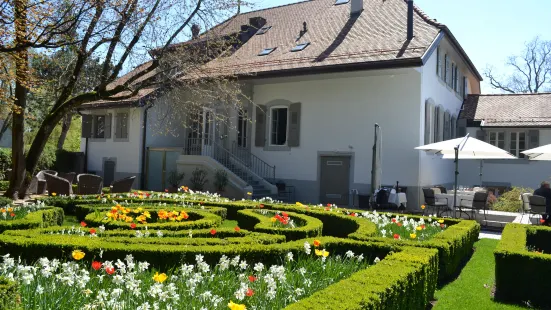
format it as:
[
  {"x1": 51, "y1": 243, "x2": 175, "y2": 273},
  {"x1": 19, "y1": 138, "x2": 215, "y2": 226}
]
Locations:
[
  {"x1": 256, "y1": 26, "x2": 272, "y2": 35},
  {"x1": 334, "y1": 0, "x2": 349, "y2": 5},
  {"x1": 291, "y1": 42, "x2": 310, "y2": 52},
  {"x1": 258, "y1": 47, "x2": 276, "y2": 56}
]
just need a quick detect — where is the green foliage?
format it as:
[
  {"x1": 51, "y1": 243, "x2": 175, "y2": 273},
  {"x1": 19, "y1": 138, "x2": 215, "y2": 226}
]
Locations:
[
  {"x1": 286, "y1": 246, "x2": 439, "y2": 310},
  {"x1": 190, "y1": 167, "x2": 208, "y2": 191},
  {"x1": 0, "y1": 181, "x2": 8, "y2": 191},
  {"x1": 0, "y1": 276, "x2": 21, "y2": 310},
  {"x1": 492, "y1": 186, "x2": 533, "y2": 212},
  {"x1": 167, "y1": 170, "x2": 185, "y2": 188},
  {"x1": 214, "y1": 169, "x2": 228, "y2": 191},
  {"x1": 0, "y1": 148, "x2": 11, "y2": 181},
  {"x1": 236, "y1": 209, "x2": 323, "y2": 241},
  {"x1": 495, "y1": 224, "x2": 551, "y2": 307},
  {"x1": 0, "y1": 208, "x2": 64, "y2": 233},
  {"x1": 0, "y1": 196, "x2": 12, "y2": 207}
]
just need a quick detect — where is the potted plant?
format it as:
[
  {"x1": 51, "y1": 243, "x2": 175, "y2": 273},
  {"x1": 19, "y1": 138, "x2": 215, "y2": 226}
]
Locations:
[
  {"x1": 166, "y1": 170, "x2": 185, "y2": 193},
  {"x1": 214, "y1": 169, "x2": 229, "y2": 195},
  {"x1": 190, "y1": 167, "x2": 208, "y2": 191}
]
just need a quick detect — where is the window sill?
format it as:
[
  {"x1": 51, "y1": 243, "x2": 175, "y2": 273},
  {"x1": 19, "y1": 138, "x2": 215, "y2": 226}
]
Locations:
[
  {"x1": 263, "y1": 145, "x2": 291, "y2": 152},
  {"x1": 113, "y1": 138, "x2": 130, "y2": 142},
  {"x1": 89, "y1": 138, "x2": 107, "y2": 142}
]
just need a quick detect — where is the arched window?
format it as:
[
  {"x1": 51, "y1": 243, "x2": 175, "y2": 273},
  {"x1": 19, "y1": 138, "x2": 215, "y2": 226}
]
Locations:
[
  {"x1": 443, "y1": 111, "x2": 451, "y2": 140},
  {"x1": 451, "y1": 115, "x2": 457, "y2": 138},
  {"x1": 424, "y1": 99, "x2": 435, "y2": 144},
  {"x1": 434, "y1": 105, "x2": 440, "y2": 142}
]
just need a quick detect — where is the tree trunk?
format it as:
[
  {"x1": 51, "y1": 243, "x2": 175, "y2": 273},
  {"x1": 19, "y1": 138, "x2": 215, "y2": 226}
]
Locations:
[
  {"x1": 6, "y1": 0, "x2": 28, "y2": 199},
  {"x1": 57, "y1": 112, "x2": 73, "y2": 150}
]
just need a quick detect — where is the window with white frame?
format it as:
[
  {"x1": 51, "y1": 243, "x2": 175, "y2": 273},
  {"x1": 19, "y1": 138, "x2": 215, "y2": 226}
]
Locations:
[
  {"x1": 270, "y1": 106, "x2": 288, "y2": 145},
  {"x1": 94, "y1": 115, "x2": 106, "y2": 138},
  {"x1": 488, "y1": 131, "x2": 505, "y2": 150},
  {"x1": 444, "y1": 54, "x2": 450, "y2": 85},
  {"x1": 115, "y1": 112, "x2": 128, "y2": 139},
  {"x1": 510, "y1": 132, "x2": 526, "y2": 158}
]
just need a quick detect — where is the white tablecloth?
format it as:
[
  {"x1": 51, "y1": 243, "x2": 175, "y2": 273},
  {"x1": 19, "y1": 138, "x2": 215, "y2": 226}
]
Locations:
[
  {"x1": 389, "y1": 192, "x2": 407, "y2": 207},
  {"x1": 435, "y1": 193, "x2": 473, "y2": 209}
]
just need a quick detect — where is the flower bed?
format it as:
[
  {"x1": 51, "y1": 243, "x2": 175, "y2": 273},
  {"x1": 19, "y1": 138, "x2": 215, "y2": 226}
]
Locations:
[
  {"x1": 495, "y1": 224, "x2": 551, "y2": 307},
  {"x1": 235, "y1": 209, "x2": 323, "y2": 241},
  {"x1": 0, "y1": 204, "x2": 64, "y2": 233}
]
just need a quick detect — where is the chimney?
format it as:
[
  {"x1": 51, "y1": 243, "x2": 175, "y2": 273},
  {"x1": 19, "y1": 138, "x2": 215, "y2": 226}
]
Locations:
[
  {"x1": 407, "y1": 0, "x2": 414, "y2": 40},
  {"x1": 191, "y1": 24, "x2": 200, "y2": 40},
  {"x1": 350, "y1": 0, "x2": 363, "y2": 16},
  {"x1": 249, "y1": 17, "x2": 266, "y2": 30}
]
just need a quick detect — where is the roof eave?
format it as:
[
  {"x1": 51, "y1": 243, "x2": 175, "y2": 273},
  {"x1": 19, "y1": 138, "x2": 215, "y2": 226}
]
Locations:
[{"x1": 439, "y1": 27, "x2": 483, "y2": 81}]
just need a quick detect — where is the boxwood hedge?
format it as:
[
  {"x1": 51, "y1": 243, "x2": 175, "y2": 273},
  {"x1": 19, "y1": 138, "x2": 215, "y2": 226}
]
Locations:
[
  {"x1": 494, "y1": 223, "x2": 551, "y2": 307},
  {"x1": 0, "y1": 207, "x2": 64, "y2": 233},
  {"x1": 0, "y1": 276, "x2": 21, "y2": 310}
]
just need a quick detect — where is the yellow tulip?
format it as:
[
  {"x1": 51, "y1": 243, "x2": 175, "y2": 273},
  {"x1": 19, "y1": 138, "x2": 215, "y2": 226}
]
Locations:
[
  {"x1": 438, "y1": 219, "x2": 445, "y2": 224},
  {"x1": 228, "y1": 300, "x2": 246, "y2": 310},
  {"x1": 296, "y1": 202, "x2": 303, "y2": 206},
  {"x1": 72, "y1": 250, "x2": 85, "y2": 260},
  {"x1": 51, "y1": 192, "x2": 57, "y2": 196},
  {"x1": 421, "y1": 205, "x2": 426, "y2": 210},
  {"x1": 315, "y1": 249, "x2": 329, "y2": 257},
  {"x1": 416, "y1": 226, "x2": 422, "y2": 231},
  {"x1": 410, "y1": 233, "x2": 417, "y2": 239},
  {"x1": 270, "y1": 217, "x2": 277, "y2": 222},
  {"x1": 153, "y1": 272, "x2": 167, "y2": 283},
  {"x1": 247, "y1": 192, "x2": 252, "y2": 196}
]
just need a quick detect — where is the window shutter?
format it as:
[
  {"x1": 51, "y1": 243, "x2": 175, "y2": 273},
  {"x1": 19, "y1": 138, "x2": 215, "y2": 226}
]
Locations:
[
  {"x1": 528, "y1": 130, "x2": 539, "y2": 149},
  {"x1": 436, "y1": 48, "x2": 440, "y2": 76},
  {"x1": 288, "y1": 102, "x2": 301, "y2": 147},
  {"x1": 114, "y1": 114, "x2": 120, "y2": 139},
  {"x1": 476, "y1": 129, "x2": 486, "y2": 141},
  {"x1": 451, "y1": 117, "x2": 456, "y2": 138},
  {"x1": 457, "y1": 119, "x2": 467, "y2": 137},
  {"x1": 81, "y1": 115, "x2": 92, "y2": 138},
  {"x1": 254, "y1": 105, "x2": 266, "y2": 147},
  {"x1": 104, "y1": 114, "x2": 112, "y2": 138},
  {"x1": 443, "y1": 112, "x2": 450, "y2": 140},
  {"x1": 424, "y1": 101, "x2": 431, "y2": 144},
  {"x1": 122, "y1": 113, "x2": 128, "y2": 139}
]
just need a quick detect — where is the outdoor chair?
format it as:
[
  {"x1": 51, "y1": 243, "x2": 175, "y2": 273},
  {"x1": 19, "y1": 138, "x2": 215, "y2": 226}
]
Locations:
[
  {"x1": 44, "y1": 173, "x2": 72, "y2": 196},
  {"x1": 275, "y1": 181, "x2": 295, "y2": 202},
  {"x1": 110, "y1": 176, "x2": 136, "y2": 193},
  {"x1": 28, "y1": 170, "x2": 58, "y2": 194},
  {"x1": 422, "y1": 188, "x2": 449, "y2": 216},
  {"x1": 77, "y1": 174, "x2": 103, "y2": 195},
  {"x1": 434, "y1": 185, "x2": 447, "y2": 194},
  {"x1": 460, "y1": 191, "x2": 488, "y2": 220},
  {"x1": 519, "y1": 193, "x2": 532, "y2": 223},
  {"x1": 58, "y1": 172, "x2": 76, "y2": 184},
  {"x1": 431, "y1": 187, "x2": 442, "y2": 194},
  {"x1": 529, "y1": 195, "x2": 548, "y2": 224}
]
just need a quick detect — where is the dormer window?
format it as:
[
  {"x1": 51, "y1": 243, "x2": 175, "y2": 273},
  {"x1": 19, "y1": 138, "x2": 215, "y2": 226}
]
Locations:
[
  {"x1": 335, "y1": 0, "x2": 349, "y2": 5},
  {"x1": 256, "y1": 26, "x2": 272, "y2": 35},
  {"x1": 258, "y1": 47, "x2": 276, "y2": 56},
  {"x1": 291, "y1": 42, "x2": 309, "y2": 52}
]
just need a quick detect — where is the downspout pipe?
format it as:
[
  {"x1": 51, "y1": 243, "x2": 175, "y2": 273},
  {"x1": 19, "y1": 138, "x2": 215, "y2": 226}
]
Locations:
[{"x1": 140, "y1": 100, "x2": 154, "y2": 190}]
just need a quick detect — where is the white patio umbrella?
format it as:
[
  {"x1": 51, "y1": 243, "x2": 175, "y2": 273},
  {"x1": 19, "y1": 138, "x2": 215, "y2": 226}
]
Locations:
[
  {"x1": 522, "y1": 144, "x2": 551, "y2": 161},
  {"x1": 416, "y1": 134, "x2": 515, "y2": 217},
  {"x1": 441, "y1": 153, "x2": 516, "y2": 187}
]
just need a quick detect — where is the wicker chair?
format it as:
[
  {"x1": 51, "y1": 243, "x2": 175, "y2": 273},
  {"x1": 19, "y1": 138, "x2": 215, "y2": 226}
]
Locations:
[
  {"x1": 28, "y1": 170, "x2": 58, "y2": 194},
  {"x1": 44, "y1": 173, "x2": 72, "y2": 196},
  {"x1": 422, "y1": 188, "x2": 449, "y2": 216},
  {"x1": 58, "y1": 172, "x2": 76, "y2": 184},
  {"x1": 77, "y1": 174, "x2": 103, "y2": 195},
  {"x1": 460, "y1": 191, "x2": 488, "y2": 220},
  {"x1": 110, "y1": 176, "x2": 136, "y2": 193},
  {"x1": 529, "y1": 195, "x2": 548, "y2": 224}
]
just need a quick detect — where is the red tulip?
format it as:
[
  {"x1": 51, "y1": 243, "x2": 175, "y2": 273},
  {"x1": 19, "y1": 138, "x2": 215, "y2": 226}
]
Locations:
[
  {"x1": 91, "y1": 261, "x2": 102, "y2": 271},
  {"x1": 90, "y1": 228, "x2": 96, "y2": 234},
  {"x1": 259, "y1": 204, "x2": 264, "y2": 208},
  {"x1": 391, "y1": 218, "x2": 397, "y2": 223},
  {"x1": 540, "y1": 219, "x2": 546, "y2": 224},
  {"x1": 234, "y1": 226, "x2": 240, "y2": 232},
  {"x1": 105, "y1": 266, "x2": 115, "y2": 275},
  {"x1": 9, "y1": 213, "x2": 15, "y2": 217},
  {"x1": 248, "y1": 275, "x2": 257, "y2": 282},
  {"x1": 210, "y1": 229, "x2": 216, "y2": 235},
  {"x1": 165, "y1": 189, "x2": 168, "y2": 193},
  {"x1": 246, "y1": 288, "x2": 254, "y2": 297},
  {"x1": 130, "y1": 223, "x2": 137, "y2": 229},
  {"x1": 393, "y1": 234, "x2": 400, "y2": 240},
  {"x1": 80, "y1": 221, "x2": 87, "y2": 227}
]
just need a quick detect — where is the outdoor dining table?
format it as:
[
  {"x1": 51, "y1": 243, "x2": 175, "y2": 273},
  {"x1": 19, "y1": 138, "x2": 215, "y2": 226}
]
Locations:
[
  {"x1": 388, "y1": 191, "x2": 407, "y2": 208},
  {"x1": 435, "y1": 192, "x2": 474, "y2": 210}
]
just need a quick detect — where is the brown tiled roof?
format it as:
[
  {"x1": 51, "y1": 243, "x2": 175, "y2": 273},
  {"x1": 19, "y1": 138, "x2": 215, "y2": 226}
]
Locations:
[
  {"x1": 199, "y1": 0, "x2": 440, "y2": 75},
  {"x1": 460, "y1": 93, "x2": 551, "y2": 127}
]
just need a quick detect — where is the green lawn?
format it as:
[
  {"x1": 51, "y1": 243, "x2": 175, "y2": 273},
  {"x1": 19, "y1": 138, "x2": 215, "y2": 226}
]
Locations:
[{"x1": 434, "y1": 239, "x2": 527, "y2": 310}]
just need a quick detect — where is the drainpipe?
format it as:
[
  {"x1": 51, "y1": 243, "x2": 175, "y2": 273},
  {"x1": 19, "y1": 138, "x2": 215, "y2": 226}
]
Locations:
[
  {"x1": 76, "y1": 110, "x2": 88, "y2": 173},
  {"x1": 140, "y1": 101, "x2": 154, "y2": 189}
]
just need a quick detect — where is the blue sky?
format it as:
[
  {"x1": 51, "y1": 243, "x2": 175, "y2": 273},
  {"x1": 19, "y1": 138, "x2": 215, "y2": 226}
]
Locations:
[{"x1": 247, "y1": 0, "x2": 551, "y2": 93}]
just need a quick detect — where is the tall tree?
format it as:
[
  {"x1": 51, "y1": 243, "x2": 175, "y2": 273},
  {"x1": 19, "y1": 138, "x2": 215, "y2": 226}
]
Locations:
[
  {"x1": 1, "y1": 0, "x2": 248, "y2": 198},
  {"x1": 485, "y1": 37, "x2": 551, "y2": 93}
]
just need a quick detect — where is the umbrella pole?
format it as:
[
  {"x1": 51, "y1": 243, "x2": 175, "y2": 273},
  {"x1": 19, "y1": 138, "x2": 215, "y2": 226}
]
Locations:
[
  {"x1": 453, "y1": 147, "x2": 459, "y2": 218},
  {"x1": 479, "y1": 160, "x2": 483, "y2": 187}
]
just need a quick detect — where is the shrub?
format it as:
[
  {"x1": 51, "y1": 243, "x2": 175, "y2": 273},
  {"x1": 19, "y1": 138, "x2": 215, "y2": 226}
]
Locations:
[
  {"x1": 0, "y1": 207, "x2": 64, "y2": 233},
  {"x1": 495, "y1": 224, "x2": 551, "y2": 307},
  {"x1": 166, "y1": 170, "x2": 185, "y2": 189},
  {"x1": 0, "y1": 181, "x2": 8, "y2": 191},
  {"x1": 214, "y1": 169, "x2": 228, "y2": 192},
  {"x1": 0, "y1": 276, "x2": 21, "y2": 310},
  {"x1": 0, "y1": 197, "x2": 12, "y2": 207},
  {"x1": 492, "y1": 186, "x2": 533, "y2": 212},
  {"x1": 190, "y1": 167, "x2": 208, "y2": 191},
  {"x1": 236, "y1": 209, "x2": 323, "y2": 241}
]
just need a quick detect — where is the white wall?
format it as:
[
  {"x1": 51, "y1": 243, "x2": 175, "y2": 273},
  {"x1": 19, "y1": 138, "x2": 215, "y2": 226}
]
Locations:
[
  {"x1": 460, "y1": 127, "x2": 551, "y2": 190},
  {"x1": 81, "y1": 108, "x2": 143, "y2": 184},
  {"x1": 251, "y1": 68, "x2": 422, "y2": 202},
  {"x1": 418, "y1": 39, "x2": 469, "y2": 190}
]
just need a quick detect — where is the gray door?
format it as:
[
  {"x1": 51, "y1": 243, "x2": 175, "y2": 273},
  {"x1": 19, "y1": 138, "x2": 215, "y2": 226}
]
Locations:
[
  {"x1": 104, "y1": 160, "x2": 116, "y2": 187},
  {"x1": 319, "y1": 156, "x2": 351, "y2": 206}
]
